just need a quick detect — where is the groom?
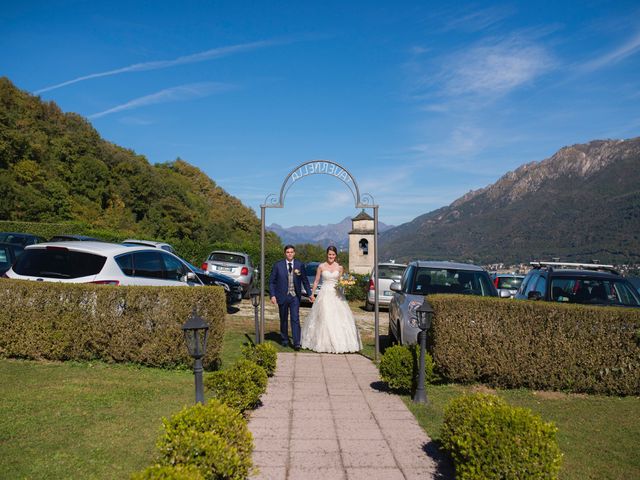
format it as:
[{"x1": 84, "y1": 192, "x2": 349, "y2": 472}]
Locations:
[{"x1": 269, "y1": 245, "x2": 312, "y2": 350}]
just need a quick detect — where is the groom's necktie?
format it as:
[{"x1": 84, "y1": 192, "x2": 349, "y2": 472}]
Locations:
[{"x1": 288, "y1": 262, "x2": 292, "y2": 273}]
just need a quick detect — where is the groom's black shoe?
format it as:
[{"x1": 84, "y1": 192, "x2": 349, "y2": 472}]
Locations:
[
  {"x1": 294, "y1": 345, "x2": 301, "y2": 351},
  {"x1": 281, "y1": 341, "x2": 289, "y2": 348}
]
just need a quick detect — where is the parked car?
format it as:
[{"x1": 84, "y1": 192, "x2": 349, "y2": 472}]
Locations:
[
  {"x1": 0, "y1": 242, "x2": 24, "y2": 275},
  {"x1": 365, "y1": 262, "x2": 407, "y2": 311},
  {"x1": 5, "y1": 242, "x2": 202, "y2": 286},
  {"x1": 0, "y1": 232, "x2": 46, "y2": 246},
  {"x1": 493, "y1": 274, "x2": 525, "y2": 298},
  {"x1": 202, "y1": 250, "x2": 255, "y2": 296},
  {"x1": 301, "y1": 261, "x2": 322, "y2": 305},
  {"x1": 185, "y1": 261, "x2": 243, "y2": 307},
  {"x1": 388, "y1": 260, "x2": 498, "y2": 345},
  {"x1": 122, "y1": 239, "x2": 176, "y2": 255},
  {"x1": 50, "y1": 234, "x2": 101, "y2": 242},
  {"x1": 628, "y1": 276, "x2": 640, "y2": 294},
  {"x1": 515, "y1": 261, "x2": 640, "y2": 307}
]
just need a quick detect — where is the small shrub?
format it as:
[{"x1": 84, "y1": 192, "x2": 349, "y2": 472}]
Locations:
[
  {"x1": 157, "y1": 399, "x2": 253, "y2": 480},
  {"x1": 379, "y1": 344, "x2": 434, "y2": 392},
  {"x1": 441, "y1": 393, "x2": 563, "y2": 480},
  {"x1": 241, "y1": 343, "x2": 277, "y2": 377},
  {"x1": 131, "y1": 464, "x2": 205, "y2": 480},
  {"x1": 204, "y1": 359, "x2": 268, "y2": 413}
]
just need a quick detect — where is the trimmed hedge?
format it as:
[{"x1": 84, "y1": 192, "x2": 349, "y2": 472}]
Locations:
[
  {"x1": 441, "y1": 393, "x2": 562, "y2": 480},
  {"x1": 428, "y1": 294, "x2": 640, "y2": 395},
  {"x1": 156, "y1": 399, "x2": 253, "y2": 480},
  {"x1": 0, "y1": 279, "x2": 226, "y2": 369},
  {"x1": 204, "y1": 359, "x2": 268, "y2": 413},
  {"x1": 241, "y1": 343, "x2": 277, "y2": 377}
]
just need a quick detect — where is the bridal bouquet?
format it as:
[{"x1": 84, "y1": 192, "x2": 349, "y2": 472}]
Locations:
[{"x1": 335, "y1": 274, "x2": 356, "y2": 296}]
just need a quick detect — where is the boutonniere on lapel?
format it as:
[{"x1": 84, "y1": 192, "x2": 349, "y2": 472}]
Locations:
[{"x1": 293, "y1": 269, "x2": 301, "y2": 276}]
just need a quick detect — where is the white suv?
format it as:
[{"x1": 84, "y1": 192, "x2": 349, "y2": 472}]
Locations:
[{"x1": 4, "y1": 242, "x2": 202, "y2": 286}]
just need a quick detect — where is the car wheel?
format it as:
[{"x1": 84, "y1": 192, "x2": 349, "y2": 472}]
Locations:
[{"x1": 364, "y1": 300, "x2": 373, "y2": 311}]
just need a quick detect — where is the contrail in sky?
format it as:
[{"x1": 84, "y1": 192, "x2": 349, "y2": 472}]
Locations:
[
  {"x1": 35, "y1": 39, "x2": 281, "y2": 94},
  {"x1": 88, "y1": 82, "x2": 233, "y2": 119}
]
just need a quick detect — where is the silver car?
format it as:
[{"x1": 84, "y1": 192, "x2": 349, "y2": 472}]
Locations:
[
  {"x1": 202, "y1": 250, "x2": 255, "y2": 296},
  {"x1": 388, "y1": 260, "x2": 498, "y2": 345},
  {"x1": 365, "y1": 262, "x2": 407, "y2": 311},
  {"x1": 493, "y1": 274, "x2": 525, "y2": 298}
]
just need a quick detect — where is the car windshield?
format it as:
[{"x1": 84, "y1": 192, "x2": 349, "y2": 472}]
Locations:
[
  {"x1": 13, "y1": 248, "x2": 107, "y2": 278},
  {"x1": 208, "y1": 252, "x2": 245, "y2": 264},
  {"x1": 410, "y1": 267, "x2": 494, "y2": 296},
  {"x1": 305, "y1": 263, "x2": 320, "y2": 277},
  {"x1": 496, "y1": 276, "x2": 523, "y2": 289},
  {"x1": 0, "y1": 233, "x2": 27, "y2": 245},
  {"x1": 550, "y1": 277, "x2": 640, "y2": 306},
  {"x1": 378, "y1": 265, "x2": 405, "y2": 280}
]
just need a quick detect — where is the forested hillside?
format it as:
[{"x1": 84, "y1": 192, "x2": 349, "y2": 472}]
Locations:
[{"x1": 0, "y1": 77, "x2": 269, "y2": 258}]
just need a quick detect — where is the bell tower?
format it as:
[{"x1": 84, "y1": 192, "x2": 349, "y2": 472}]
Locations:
[{"x1": 348, "y1": 210, "x2": 375, "y2": 274}]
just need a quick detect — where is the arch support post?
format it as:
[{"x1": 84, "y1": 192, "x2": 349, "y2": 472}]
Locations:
[
  {"x1": 259, "y1": 205, "x2": 266, "y2": 344},
  {"x1": 373, "y1": 205, "x2": 379, "y2": 362}
]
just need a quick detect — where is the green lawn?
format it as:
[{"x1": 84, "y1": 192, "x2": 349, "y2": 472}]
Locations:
[{"x1": 0, "y1": 359, "x2": 193, "y2": 479}]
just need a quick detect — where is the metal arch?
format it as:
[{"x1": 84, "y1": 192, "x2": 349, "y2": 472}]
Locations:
[
  {"x1": 259, "y1": 159, "x2": 381, "y2": 361},
  {"x1": 261, "y1": 160, "x2": 377, "y2": 209}
]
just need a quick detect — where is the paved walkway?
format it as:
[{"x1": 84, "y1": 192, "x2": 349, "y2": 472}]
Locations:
[{"x1": 248, "y1": 352, "x2": 453, "y2": 480}]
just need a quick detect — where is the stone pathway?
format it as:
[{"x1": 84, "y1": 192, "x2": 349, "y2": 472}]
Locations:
[{"x1": 248, "y1": 353, "x2": 453, "y2": 480}]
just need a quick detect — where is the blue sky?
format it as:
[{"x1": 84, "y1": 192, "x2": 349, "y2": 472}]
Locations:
[{"x1": 2, "y1": 1, "x2": 640, "y2": 228}]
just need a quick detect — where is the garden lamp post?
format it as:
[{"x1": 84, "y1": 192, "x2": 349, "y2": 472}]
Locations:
[
  {"x1": 182, "y1": 309, "x2": 209, "y2": 404},
  {"x1": 250, "y1": 287, "x2": 261, "y2": 344},
  {"x1": 413, "y1": 300, "x2": 434, "y2": 404}
]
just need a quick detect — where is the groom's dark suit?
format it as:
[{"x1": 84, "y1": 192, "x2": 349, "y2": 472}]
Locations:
[{"x1": 269, "y1": 259, "x2": 312, "y2": 347}]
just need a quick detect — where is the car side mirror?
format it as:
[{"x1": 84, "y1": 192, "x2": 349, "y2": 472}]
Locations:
[
  {"x1": 499, "y1": 289, "x2": 512, "y2": 298},
  {"x1": 390, "y1": 282, "x2": 401, "y2": 292},
  {"x1": 527, "y1": 291, "x2": 542, "y2": 300},
  {"x1": 182, "y1": 271, "x2": 197, "y2": 283}
]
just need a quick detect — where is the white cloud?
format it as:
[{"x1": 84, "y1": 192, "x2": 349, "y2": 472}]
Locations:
[
  {"x1": 89, "y1": 82, "x2": 233, "y2": 119},
  {"x1": 580, "y1": 30, "x2": 640, "y2": 72},
  {"x1": 35, "y1": 39, "x2": 284, "y2": 93},
  {"x1": 438, "y1": 5, "x2": 515, "y2": 33},
  {"x1": 441, "y1": 38, "x2": 554, "y2": 97}
]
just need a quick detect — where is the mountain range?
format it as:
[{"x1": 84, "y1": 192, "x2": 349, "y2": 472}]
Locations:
[
  {"x1": 268, "y1": 216, "x2": 393, "y2": 249},
  {"x1": 380, "y1": 137, "x2": 640, "y2": 265}
]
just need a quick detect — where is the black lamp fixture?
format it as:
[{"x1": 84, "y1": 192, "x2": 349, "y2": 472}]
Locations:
[
  {"x1": 413, "y1": 300, "x2": 434, "y2": 404},
  {"x1": 249, "y1": 287, "x2": 261, "y2": 344},
  {"x1": 182, "y1": 308, "x2": 209, "y2": 403},
  {"x1": 416, "y1": 300, "x2": 434, "y2": 331}
]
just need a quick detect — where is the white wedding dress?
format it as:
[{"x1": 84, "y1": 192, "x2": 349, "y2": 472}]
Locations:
[{"x1": 301, "y1": 269, "x2": 362, "y2": 353}]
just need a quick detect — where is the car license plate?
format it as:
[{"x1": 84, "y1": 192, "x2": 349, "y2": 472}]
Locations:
[
  {"x1": 384, "y1": 291, "x2": 392, "y2": 296},
  {"x1": 217, "y1": 266, "x2": 233, "y2": 272}
]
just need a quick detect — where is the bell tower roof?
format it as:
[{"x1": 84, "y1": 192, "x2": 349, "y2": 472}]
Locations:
[{"x1": 352, "y1": 209, "x2": 373, "y2": 221}]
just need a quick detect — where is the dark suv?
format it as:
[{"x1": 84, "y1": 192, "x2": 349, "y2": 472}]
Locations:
[{"x1": 515, "y1": 261, "x2": 640, "y2": 307}]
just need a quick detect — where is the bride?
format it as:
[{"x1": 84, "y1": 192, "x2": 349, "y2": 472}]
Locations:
[{"x1": 301, "y1": 246, "x2": 362, "y2": 353}]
